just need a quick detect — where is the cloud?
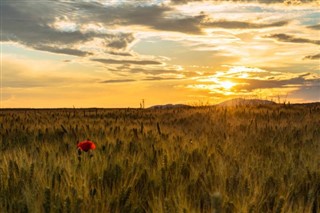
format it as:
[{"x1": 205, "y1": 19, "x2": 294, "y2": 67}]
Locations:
[
  {"x1": 203, "y1": 20, "x2": 289, "y2": 29},
  {"x1": 108, "y1": 51, "x2": 133, "y2": 56},
  {"x1": 265, "y1": 33, "x2": 320, "y2": 45},
  {"x1": 107, "y1": 34, "x2": 135, "y2": 49},
  {"x1": 92, "y1": 58, "x2": 163, "y2": 65},
  {"x1": 100, "y1": 76, "x2": 182, "y2": 84},
  {"x1": 100, "y1": 76, "x2": 183, "y2": 84},
  {"x1": 236, "y1": 75, "x2": 318, "y2": 91},
  {"x1": 2, "y1": 0, "x2": 210, "y2": 60},
  {"x1": 146, "y1": 13, "x2": 204, "y2": 34},
  {"x1": 2, "y1": 1, "x2": 88, "y2": 44},
  {"x1": 76, "y1": 3, "x2": 205, "y2": 34},
  {"x1": 307, "y1": 24, "x2": 320, "y2": 30},
  {"x1": 129, "y1": 68, "x2": 183, "y2": 75},
  {"x1": 143, "y1": 77, "x2": 182, "y2": 81},
  {"x1": 34, "y1": 45, "x2": 92, "y2": 56},
  {"x1": 1, "y1": 0, "x2": 136, "y2": 56},
  {"x1": 100, "y1": 79, "x2": 136, "y2": 83},
  {"x1": 304, "y1": 53, "x2": 320, "y2": 60},
  {"x1": 170, "y1": 0, "x2": 318, "y2": 4}
]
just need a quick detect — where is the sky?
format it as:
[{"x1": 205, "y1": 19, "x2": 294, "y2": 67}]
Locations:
[{"x1": 1, "y1": 0, "x2": 319, "y2": 108}]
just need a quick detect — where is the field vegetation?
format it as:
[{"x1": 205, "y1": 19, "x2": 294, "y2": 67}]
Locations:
[{"x1": 0, "y1": 104, "x2": 319, "y2": 212}]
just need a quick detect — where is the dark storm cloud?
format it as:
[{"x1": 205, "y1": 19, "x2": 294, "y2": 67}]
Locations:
[
  {"x1": 265, "y1": 34, "x2": 320, "y2": 45},
  {"x1": 203, "y1": 20, "x2": 288, "y2": 29},
  {"x1": 304, "y1": 53, "x2": 320, "y2": 60},
  {"x1": 92, "y1": 58, "x2": 162, "y2": 65}
]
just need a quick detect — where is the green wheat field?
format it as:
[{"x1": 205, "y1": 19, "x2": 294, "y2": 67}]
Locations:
[{"x1": 0, "y1": 104, "x2": 319, "y2": 213}]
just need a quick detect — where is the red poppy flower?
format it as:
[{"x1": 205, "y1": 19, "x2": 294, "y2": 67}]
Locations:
[{"x1": 77, "y1": 140, "x2": 96, "y2": 152}]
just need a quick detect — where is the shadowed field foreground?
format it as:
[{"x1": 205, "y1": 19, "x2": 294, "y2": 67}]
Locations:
[{"x1": 0, "y1": 104, "x2": 319, "y2": 212}]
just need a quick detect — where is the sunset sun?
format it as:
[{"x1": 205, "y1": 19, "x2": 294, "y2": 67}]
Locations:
[{"x1": 220, "y1": 81, "x2": 235, "y2": 90}]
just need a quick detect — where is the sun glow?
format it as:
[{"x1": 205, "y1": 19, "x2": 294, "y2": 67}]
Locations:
[{"x1": 220, "y1": 81, "x2": 235, "y2": 89}]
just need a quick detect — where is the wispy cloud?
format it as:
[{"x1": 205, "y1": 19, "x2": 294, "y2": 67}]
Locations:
[
  {"x1": 171, "y1": 0, "x2": 318, "y2": 4},
  {"x1": 100, "y1": 79, "x2": 136, "y2": 83},
  {"x1": 235, "y1": 74, "x2": 319, "y2": 91},
  {"x1": 100, "y1": 76, "x2": 183, "y2": 84},
  {"x1": 108, "y1": 51, "x2": 132, "y2": 57},
  {"x1": 203, "y1": 20, "x2": 289, "y2": 29},
  {"x1": 129, "y1": 68, "x2": 183, "y2": 75},
  {"x1": 143, "y1": 76, "x2": 183, "y2": 81},
  {"x1": 307, "y1": 24, "x2": 320, "y2": 30},
  {"x1": 92, "y1": 58, "x2": 163, "y2": 65},
  {"x1": 34, "y1": 45, "x2": 92, "y2": 56},
  {"x1": 265, "y1": 33, "x2": 320, "y2": 45},
  {"x1": 304, "y1": 53, "x2": 320, "y2": 60}
]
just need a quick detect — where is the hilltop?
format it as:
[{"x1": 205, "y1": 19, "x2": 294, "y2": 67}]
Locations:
[
  {"x1": 148, "y1": 104, "x2": 192, "y2": 109},
  {"x1": 148, "y1": 99, "x2": 276, "y2": 109}
]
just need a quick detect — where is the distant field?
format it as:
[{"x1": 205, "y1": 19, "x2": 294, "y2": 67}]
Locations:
[{"x1": 0, "y1": 104, "x2": 319, "y2": 213}]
